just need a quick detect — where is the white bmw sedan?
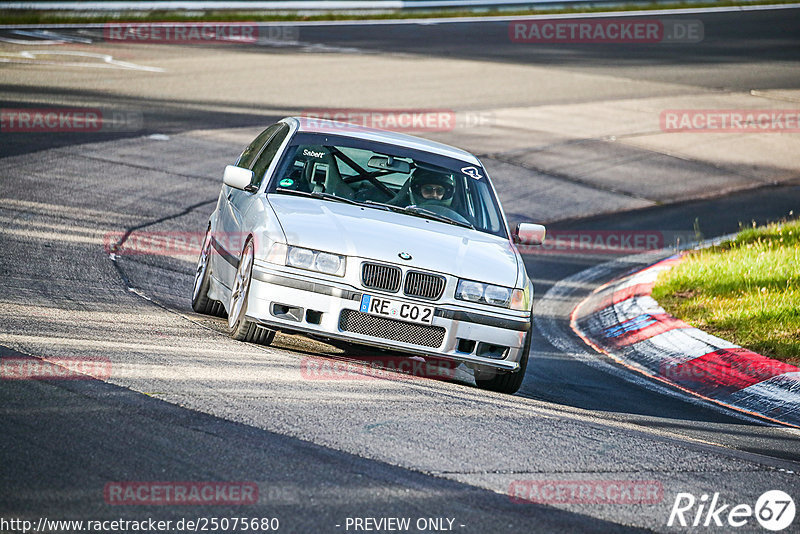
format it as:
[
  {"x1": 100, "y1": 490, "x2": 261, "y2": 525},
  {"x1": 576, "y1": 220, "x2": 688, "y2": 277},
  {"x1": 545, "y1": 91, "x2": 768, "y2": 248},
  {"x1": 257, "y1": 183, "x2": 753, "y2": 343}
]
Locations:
[{"x1": 192, "y1": 117, "x2": 545, "y2": 393}]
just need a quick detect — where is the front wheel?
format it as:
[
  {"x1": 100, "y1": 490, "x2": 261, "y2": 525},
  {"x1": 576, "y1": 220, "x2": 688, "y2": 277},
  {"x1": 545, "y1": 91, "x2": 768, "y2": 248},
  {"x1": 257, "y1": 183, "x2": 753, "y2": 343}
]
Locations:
[
  {"x1": 474, "y1": 318, "x2": 532, "y2": 394},
  {"x1": 228, "y1": 239, "x2": 276, "y2": 346}
]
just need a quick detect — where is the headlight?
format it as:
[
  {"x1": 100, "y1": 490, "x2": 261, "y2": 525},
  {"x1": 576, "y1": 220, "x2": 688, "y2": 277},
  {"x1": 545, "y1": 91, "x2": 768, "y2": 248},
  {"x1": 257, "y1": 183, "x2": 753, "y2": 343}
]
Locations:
[
  {"x1": 288, "y1": 247, "x2": 315, "y2": 269},
  {"x1": 456, "y1": 280, "x2": 484, "y2": 302},
  {"x1": 484, "y1": 285, "x2": 511, "y2": 306},
  {"x1": 456, "y1": 279, "x2": 526, "y2": 310},
  {"x1": 314, "y1": 252, "x2": 342, "y2": 275},
  {"x1": 286, "y1": 246, "x2": 345, "y2": 277}
]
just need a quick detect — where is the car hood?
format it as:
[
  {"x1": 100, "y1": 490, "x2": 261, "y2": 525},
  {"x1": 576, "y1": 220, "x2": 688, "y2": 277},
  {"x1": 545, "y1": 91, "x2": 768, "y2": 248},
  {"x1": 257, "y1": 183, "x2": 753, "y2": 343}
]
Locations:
[{"x1": 268, "y1": 194, "x2": 519, "y2": 286}]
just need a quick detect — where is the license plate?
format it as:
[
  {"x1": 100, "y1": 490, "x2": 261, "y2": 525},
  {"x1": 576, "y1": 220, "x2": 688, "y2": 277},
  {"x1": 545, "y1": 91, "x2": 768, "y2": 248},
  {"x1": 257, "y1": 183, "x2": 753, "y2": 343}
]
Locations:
[{"x1": 359, "y1": 294, "x2": 434, "y2": 325}]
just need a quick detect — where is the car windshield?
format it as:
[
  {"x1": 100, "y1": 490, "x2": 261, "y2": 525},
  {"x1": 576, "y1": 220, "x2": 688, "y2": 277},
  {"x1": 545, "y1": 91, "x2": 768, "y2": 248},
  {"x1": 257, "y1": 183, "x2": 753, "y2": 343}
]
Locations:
[{"x1": 267, "y1": 132, "x2": 508, "y2": 238}]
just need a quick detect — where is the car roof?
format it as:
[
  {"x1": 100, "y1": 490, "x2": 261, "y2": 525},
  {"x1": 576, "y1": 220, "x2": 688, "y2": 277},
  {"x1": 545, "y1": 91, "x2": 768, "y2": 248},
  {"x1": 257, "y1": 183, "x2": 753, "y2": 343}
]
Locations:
[{"x1": 284, "y1": 116, "x2": 481, "y2": 165}]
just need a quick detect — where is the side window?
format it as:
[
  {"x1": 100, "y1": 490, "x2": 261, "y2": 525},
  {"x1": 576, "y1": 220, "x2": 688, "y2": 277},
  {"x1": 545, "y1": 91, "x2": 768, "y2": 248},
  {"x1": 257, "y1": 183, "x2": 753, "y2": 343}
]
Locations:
[
  {"x1": 251, "y1": 124, "x2": 290, "y2": 188},
  {"x1": 475, "y1": 182, "x2": 502, "y2": 234},
  {"x1": 236, "y1": 123, "x2": 282, "y2": 170}
]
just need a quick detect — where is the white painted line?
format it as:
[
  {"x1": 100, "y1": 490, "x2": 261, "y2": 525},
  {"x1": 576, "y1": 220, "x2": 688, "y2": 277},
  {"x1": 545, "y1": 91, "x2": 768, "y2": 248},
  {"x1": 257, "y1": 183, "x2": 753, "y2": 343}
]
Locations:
[
  {"x1": 731, "y1": 371, "x2": 800, "y2": 400},
  {"x1": 642, "y1": 327, "x2": 739, "y2": 364},
  {"x1": 13, "y1": 29, "x2": 92, "y2": 43},
  {"x1": 0, "y1": 0, "x2": 404, "y2": 8},
  {"x1": 278, "y1": 2, "x2": 800, "y2": 25},
  {"x1": 726, "y1": 372, "x2": 800, "y2": 423},
  {"x1": 0, "y1": 36, "x2": 65, "y2": 44},
  {"x1": 0, "y1": 50, "x2": 164, "y2": 72},
  {"x1": 0, "y1": 3, "x2": 798, "y2": 27},
  {"x1": 618, "y1": 295, "x2": 663, "y2": 316}
]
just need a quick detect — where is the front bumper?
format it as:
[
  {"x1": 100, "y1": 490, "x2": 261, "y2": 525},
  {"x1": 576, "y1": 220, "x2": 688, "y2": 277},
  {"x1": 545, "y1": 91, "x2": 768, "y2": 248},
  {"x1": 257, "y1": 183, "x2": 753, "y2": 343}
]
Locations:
[{"x1": 247, "y1": 264, "x2": 531, "y2": 372}]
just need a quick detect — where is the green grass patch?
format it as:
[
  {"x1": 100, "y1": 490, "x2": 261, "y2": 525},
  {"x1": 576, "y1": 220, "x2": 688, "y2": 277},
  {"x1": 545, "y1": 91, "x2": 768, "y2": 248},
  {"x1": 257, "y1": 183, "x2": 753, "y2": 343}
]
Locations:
[
  {"x1": 652, "y1": 217, "x2": 800, "y2": 363},
  {"x1": 1, "y1": 0, "x2": 798, "y2": 25}
]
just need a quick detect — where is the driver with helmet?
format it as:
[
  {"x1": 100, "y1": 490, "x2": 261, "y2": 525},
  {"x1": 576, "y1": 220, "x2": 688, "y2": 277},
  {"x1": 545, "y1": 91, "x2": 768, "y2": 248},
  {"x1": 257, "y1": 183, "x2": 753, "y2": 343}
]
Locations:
[{"x1": 408, "y1": 168, "x2": 456, "y2": 207}]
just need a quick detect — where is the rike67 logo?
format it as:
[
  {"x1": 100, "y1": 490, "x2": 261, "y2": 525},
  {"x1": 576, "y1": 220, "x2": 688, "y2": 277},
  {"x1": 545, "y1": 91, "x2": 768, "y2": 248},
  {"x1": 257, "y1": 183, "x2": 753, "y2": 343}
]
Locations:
[{"x1": 668, "y1": 490, "x2": 795, "y2": 531}]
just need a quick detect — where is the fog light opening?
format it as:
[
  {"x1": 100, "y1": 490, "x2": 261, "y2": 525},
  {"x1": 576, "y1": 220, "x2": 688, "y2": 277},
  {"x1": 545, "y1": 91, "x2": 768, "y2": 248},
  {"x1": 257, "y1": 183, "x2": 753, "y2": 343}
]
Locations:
[
  {"x1": 456, "y1": 338, "x2": 477, "y2": 354},
  {"x1": 306, "y1": 309, "x2": 323, "y2": 325},
  {"x1": 476, "y1": 342, "x2": 509, "y2": 360},
  {"x1": 271, "y1": 303, "x2": 304, "y2": 322}
]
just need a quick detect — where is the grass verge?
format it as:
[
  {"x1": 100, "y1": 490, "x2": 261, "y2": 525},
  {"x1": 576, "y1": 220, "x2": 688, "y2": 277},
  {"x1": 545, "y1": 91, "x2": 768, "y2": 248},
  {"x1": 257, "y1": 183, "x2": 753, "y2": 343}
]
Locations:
[
  {"x1": 0, "y1": 0, "x2": 798, "y2": 25},
  {"x1": 652, "y1": 216, "x2": 800, "y2": 363}
]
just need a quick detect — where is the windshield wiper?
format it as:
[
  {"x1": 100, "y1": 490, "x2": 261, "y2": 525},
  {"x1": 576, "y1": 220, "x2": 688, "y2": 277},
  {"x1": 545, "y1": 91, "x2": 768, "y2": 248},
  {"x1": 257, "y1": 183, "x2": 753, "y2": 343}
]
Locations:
[
  {"x1": 274, "y1": 188, "x2": 362, "y2": 206},
  {"x1": 361, "y1": 200, "x2": 396, "y2": 212},
  {"x1": 406, "y1": 206, "x2": 474, "y2": 229},
  {"x1": 364, "y1": 201, "x2": 474, "y2": 229}
]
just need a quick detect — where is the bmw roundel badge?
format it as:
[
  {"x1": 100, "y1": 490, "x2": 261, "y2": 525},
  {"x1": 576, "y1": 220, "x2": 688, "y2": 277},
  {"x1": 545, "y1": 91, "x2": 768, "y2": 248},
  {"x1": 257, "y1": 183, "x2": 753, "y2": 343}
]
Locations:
[{"x1": 398, "y1": 252, "x2": 412, "y2": 260}]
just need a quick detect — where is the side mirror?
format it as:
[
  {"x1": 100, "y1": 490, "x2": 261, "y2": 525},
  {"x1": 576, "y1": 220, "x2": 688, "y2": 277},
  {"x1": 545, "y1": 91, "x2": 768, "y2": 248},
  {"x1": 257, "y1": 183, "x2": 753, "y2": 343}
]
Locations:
[
  {"x1": 514, "y1": 223, "x2": 546, "y2": 246},
  {"x1": 223, "y1": 165, "x2": 254, "y2": 191}
]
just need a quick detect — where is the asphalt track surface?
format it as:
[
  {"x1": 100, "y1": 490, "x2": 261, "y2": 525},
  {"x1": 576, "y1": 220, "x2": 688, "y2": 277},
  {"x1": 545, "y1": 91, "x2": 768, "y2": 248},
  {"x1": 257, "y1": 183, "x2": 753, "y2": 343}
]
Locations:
[
  {"x1": 288, "y1": 8, "x2": 800, "y2": 90},
  {"x1": 1, "y1": 7, "x2": 800, "y2": 533}
]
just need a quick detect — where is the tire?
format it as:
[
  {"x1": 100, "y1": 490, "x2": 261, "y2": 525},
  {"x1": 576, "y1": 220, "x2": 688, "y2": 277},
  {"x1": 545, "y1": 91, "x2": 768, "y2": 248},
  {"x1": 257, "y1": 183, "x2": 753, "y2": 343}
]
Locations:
[
  {"x1": 228, "y1": 238, "x2": 276, "y2": 346},
  {"x1": 475, "y1": 316, "x2": 532, "y2": 395},
  {"x1": 191, "y1": 227, "x2": 226, "y2": 317}
]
